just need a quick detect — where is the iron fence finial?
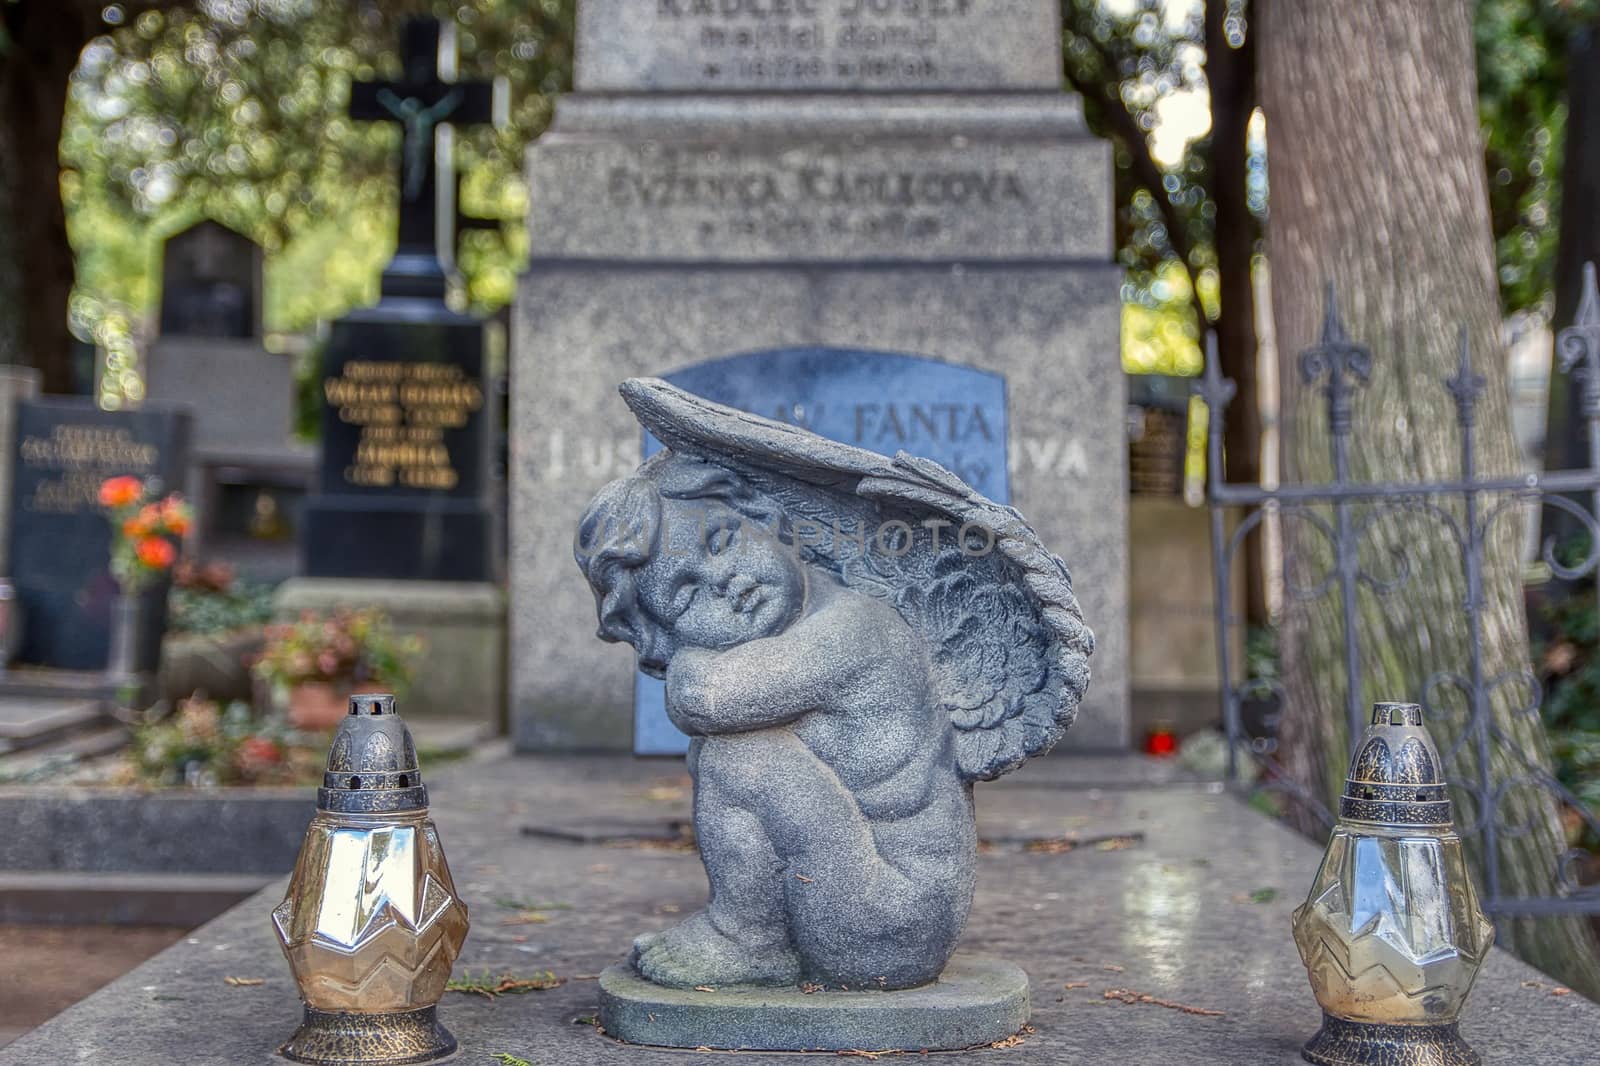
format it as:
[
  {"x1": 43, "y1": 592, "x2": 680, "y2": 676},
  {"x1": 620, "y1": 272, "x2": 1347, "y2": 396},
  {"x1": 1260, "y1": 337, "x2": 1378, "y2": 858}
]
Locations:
[
  {"x1": 1446, "y1": 327, "x2": 1486, "y2": 428},
  {"x1": 1299, "y1": 283, "x2": 1373, "y2": 450}
]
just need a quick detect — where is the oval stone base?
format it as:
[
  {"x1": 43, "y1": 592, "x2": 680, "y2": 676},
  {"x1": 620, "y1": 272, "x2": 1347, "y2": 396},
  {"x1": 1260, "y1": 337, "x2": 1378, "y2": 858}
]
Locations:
[{"x1": 597, "y1": 954, "x2": 1030, "y2": 1052}]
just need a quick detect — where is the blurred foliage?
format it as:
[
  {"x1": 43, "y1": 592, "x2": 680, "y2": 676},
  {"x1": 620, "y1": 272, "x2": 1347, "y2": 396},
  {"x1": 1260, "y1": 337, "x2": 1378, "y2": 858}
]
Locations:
[
  {"x1": 1063, "y1": 0, "x2": 1257, "y2": 378},
  {"x1": 1475, "y1": 0, "x2": 1599, "y2": 314},
  {"x1": 63, "y1": 0, "x2": 573, "y2": 342},
  {"x1": 1245, "y1": 623, "x2": 1278, "y2": 683},
  {"x1": 122, "y1": 695, "x2": 325, "y2": 787},
  {"x1": 169, "y1": 581, "x2": 275, "y2": 636},
  {"x1": 1537, "y1": 534, "x2": 1600, "y2": 839},
  {"x1": 1067, "y1": 0, "x2": 1600, "y2": 373}
]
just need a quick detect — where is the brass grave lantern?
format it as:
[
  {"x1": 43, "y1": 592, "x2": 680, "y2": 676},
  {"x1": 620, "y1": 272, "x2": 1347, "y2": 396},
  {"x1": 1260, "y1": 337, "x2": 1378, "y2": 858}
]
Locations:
[
  {"x1": 1292, "y1": 701, "x2": 1494, "y2": 1066},
  {"x1": 272, "y1": 693, "x2": 470, "y2": 1065}
]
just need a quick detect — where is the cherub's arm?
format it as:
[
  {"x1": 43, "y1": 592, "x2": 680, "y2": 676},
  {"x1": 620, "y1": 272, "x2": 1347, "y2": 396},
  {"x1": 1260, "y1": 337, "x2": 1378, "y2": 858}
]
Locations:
[{"x1": 664, "y1": 599, "x2": 905, "y2": 736}]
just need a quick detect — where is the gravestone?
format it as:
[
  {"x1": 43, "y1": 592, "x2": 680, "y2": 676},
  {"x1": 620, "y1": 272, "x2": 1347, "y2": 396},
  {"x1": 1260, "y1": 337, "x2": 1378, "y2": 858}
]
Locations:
[
  {"x1": 301, "y1": 317, "x2": 492, "y2": 580},
  {"x1": 157, "y1": 219, "x2": 261, "y2": 339},
  {"x1": 633, "y1": 346, "x2": 1010, "y2": 754},
  {"x1": 145, "y1": 220, "x2": 312, "y2": 574},
  {"x1": 297, "y1": 17, "x2": 497, "y2": 582},
  {"x1": 277, "y1": 16, "x2": 505, "y2": 726},
  {"x1": 512, "y1": 0, "x2": 1128, "y2": 751},
  {"x1": 6, "y1": 400, "x2": 191, "y2": 669}
]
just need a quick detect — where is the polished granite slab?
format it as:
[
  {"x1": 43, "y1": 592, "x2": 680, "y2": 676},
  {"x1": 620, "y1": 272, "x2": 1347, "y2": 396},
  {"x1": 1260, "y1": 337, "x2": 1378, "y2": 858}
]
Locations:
[{"x1": 4, "y1": 750, "x2": 1596, "y2": 1064}]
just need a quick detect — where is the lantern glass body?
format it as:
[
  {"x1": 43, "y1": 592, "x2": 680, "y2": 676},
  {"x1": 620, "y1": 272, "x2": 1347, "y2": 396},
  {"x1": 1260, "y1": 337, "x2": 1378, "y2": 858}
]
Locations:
[
  {"x1": 1294, "y1": 824, "x2": 1493, "y2": 1027},
  {"x1": 273, "y1": 808, "x2": 469, "y2": 1014}
]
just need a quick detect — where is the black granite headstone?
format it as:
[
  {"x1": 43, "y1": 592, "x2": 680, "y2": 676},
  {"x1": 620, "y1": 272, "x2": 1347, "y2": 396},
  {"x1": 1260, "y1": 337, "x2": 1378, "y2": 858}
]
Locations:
[
  {"x1": 301, "y1": 306, "x2": 493, "y2": 581},
  {"x1": 7, "y1": 400, "x2": 192, "y2": 669},
  {"x1": 158, "y1": 220, "x2": 262, "y2": 339},
  {"x1": 299, "y1": 16, "x2": 498, "y2": 581}
]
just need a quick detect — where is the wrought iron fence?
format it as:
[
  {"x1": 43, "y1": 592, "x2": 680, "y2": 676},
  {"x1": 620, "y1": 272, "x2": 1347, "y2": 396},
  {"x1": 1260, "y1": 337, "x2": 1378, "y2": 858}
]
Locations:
[{"x1": 1199, "y1": 267, "x2": 1600, "y2": 921}]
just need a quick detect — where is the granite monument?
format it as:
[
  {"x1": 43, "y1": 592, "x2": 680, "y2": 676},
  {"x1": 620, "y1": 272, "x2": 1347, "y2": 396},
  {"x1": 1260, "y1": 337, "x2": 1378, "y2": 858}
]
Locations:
[
  {"x1": 579, "y1": 378, "x2": 1091, "y2": 1048},
  {"x1": 7, "y1": 399, "x2": 191, "y2": 669},
  {"x1": 513, "y1": 0, "x2": 1127, "y2": 753}
]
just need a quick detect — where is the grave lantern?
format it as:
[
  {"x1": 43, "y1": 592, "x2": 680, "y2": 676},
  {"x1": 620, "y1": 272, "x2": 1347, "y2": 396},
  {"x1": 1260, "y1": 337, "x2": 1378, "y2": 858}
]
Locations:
[
  {"x1": 1292, "y1": 701, "x2": 1493, "y2": 1066},
  {"x1": 272, "y1": 693, "x2": 469, "y2": 1065}
]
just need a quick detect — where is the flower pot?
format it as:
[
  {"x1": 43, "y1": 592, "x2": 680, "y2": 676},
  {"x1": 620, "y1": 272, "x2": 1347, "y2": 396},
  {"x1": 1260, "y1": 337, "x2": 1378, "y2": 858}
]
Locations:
[
  {"x1": 104, "y1": 588, "x2": 170, "y2": 679},
  {"x1": 289, "y1": 682, "x2": 352, "y2": 732},
  {"x1": 107, "y1": 594, "x2": 149, "y2": 679}
]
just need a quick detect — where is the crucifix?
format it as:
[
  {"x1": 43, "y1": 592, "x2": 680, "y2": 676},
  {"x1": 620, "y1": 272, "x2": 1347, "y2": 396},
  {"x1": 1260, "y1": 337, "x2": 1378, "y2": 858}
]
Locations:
[{"x1": 350, "y1": 17, "x2": 496, "y2": 298}]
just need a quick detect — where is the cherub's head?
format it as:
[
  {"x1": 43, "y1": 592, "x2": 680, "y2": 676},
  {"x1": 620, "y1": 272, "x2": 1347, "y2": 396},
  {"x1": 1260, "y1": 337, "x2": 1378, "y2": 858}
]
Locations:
[{"x1": 574, "y1": 453, "x2": 807, "y2": 677}]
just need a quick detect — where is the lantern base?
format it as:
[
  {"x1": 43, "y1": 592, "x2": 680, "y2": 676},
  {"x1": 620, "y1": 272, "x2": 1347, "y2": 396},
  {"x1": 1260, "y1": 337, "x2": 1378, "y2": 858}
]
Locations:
[
  {"x1": 1303, "y1": 1012, "x2": 1479, "y2": 1066},
  {"x1": 279, "y1": 1005, "x2": 457, "y2": 1065}
]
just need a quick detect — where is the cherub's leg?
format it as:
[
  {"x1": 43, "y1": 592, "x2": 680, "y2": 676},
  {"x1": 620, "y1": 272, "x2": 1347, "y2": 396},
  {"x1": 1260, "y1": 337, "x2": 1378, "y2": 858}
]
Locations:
[
  {"x1": 632, "y1": 739, "x2": 801, "y2": 988},
  {"x1": 697, "y1": 729, "x2": 969, "y2": 989}
]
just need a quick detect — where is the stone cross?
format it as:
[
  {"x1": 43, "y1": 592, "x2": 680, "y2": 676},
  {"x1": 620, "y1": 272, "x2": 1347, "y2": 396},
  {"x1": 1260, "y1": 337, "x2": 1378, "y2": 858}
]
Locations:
[{"x1": 350, "y1": 17, "x2": 494, "y2": 297}]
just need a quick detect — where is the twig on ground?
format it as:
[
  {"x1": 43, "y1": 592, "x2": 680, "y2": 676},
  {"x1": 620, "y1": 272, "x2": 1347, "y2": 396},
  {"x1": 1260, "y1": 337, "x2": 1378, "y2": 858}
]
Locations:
[
  {"x1": 446, "y1": 970, "x2": 565, "y2": 999},
  {"x1": 1102, "y1": 987, "x2": 1225, "y2": 1017}
]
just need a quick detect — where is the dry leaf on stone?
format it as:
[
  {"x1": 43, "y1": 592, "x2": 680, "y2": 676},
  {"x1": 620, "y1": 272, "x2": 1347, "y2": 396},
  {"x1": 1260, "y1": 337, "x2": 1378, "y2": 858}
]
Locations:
[
  {"x1": 693, "y1": 985, "x2": 715, "y2": 992},
  {"x1": 223, "y1": 977, "x2": 264, "y2": 987}
]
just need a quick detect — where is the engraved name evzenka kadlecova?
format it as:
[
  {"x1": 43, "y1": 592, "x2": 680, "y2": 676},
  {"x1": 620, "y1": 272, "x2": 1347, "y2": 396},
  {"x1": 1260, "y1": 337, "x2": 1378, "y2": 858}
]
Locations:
[{"x1": 574, "y1": 378, "x2": 1093, "y2": 989}]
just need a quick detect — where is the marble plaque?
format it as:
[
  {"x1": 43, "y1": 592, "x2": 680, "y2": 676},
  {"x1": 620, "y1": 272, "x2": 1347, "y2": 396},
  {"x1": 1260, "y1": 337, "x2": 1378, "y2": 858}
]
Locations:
[
  {"x1": 576, "y1": 0, "x2": 1062, "y2": 93},
  {"x1": 528, "y1": 136, "x2": 1110, "y2": 262}
]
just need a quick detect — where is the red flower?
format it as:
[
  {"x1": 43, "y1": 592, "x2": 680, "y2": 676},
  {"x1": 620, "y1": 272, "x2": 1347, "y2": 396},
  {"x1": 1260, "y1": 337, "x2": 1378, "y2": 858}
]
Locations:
[
  {"x1": 237, "y1": 736, "x2": 281, "y2": 766},
  {"x1": 98, "y1": 476, "x2": 143, "y2": 508},
  {"x1": 134, "y1": 536, "x2": 176, "y2": 569}
]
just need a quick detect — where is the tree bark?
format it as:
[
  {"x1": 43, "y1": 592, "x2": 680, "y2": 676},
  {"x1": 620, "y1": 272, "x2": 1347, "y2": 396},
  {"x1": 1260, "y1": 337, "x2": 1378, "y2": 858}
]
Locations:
[
  {"x1": 1205, "y1": 0, "x2": 1266, "y2": 625},
  {"x1": 1261, "y1": 0, "x2": 1600, "y2": 997}
]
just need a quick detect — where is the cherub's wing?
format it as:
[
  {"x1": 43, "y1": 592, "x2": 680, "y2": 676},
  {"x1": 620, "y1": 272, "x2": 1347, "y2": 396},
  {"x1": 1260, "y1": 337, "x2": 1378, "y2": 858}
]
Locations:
[{"x1": 621, "y1": 378, "x2": 1094, "y2": 782}]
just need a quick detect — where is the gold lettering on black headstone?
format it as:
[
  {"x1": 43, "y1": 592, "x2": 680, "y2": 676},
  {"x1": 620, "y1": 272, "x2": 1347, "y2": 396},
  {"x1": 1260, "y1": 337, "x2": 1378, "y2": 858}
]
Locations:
[
  {"x1": 323, "y1": 360, "x2": 483, "y2": 490},
  {"x1": 18, "y1": 425, "x2": 161, "y2": 514}
]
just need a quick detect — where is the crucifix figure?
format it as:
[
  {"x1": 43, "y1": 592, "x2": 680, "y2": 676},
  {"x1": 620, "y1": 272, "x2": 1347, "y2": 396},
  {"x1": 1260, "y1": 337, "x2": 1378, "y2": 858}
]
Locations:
[{"x1": 350, "y1": 17, "x2": 495, "y2": 298}]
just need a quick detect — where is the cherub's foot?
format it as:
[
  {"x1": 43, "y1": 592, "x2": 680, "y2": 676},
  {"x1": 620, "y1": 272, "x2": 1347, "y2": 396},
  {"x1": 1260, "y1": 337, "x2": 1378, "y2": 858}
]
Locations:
[{"x1": 630, "y1": 911, "x2": 799, "y2": 988}]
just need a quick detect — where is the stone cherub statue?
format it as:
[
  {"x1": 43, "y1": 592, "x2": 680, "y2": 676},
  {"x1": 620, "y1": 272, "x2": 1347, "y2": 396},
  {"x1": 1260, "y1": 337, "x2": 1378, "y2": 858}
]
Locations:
[{"x1": 575, "y1": 378, "x2": 1093, "y2": 992}]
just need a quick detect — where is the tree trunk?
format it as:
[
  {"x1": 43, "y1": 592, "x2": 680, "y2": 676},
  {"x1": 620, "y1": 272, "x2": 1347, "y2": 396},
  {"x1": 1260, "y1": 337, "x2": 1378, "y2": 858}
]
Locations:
[
  {"x1": 1206, "y1": 0, "x2": 1266, "y2": 625},
  {"x1": 1, "y1": 3, "x2": 96, "y2": 393},
  {"x1": 1261, "y1": 0, "x2": 1600, "y2": 998}
]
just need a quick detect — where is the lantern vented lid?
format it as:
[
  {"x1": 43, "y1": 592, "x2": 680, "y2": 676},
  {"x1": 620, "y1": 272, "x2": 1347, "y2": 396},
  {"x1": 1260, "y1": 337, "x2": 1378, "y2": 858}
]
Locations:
[
  {"x1": 317, "y1": 693, "x2": 428, "y2": 814},
  {"x1": 1338, "y1": 701, "x2": 1452, "y2": 827}
]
